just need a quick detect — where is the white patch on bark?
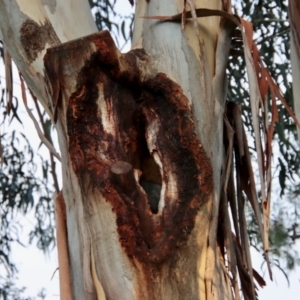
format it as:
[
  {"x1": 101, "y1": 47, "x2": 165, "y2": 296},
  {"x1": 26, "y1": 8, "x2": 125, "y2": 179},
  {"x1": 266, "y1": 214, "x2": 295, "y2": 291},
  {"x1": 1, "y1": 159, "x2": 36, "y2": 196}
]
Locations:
[
  {"x1": 152, "y1": 151, "x2": 165, "y2": 212},
  {"x1": 96, "y1": 83, "x2": 116, "y2": 138}
]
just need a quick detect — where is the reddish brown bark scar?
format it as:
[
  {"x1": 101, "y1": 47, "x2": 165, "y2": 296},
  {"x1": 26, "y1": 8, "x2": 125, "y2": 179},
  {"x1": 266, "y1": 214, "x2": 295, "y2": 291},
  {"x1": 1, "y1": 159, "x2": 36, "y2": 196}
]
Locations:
[{"x1": 44, "y1": 30, "x2": 213, "y2": 264}]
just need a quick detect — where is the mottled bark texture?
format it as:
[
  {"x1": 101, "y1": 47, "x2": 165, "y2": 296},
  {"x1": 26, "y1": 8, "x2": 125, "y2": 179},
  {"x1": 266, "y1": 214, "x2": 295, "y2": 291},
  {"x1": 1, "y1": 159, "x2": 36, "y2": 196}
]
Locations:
[{"x1": 44, "y1": 31, "x2": 214, "y2": 299}]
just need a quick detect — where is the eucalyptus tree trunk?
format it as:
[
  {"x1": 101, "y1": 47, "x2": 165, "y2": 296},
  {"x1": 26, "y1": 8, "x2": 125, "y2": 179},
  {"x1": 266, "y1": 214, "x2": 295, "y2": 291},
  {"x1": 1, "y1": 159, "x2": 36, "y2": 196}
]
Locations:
[
  {"x1": 289, "y1": 0, "x2": 300, "y2": 141},
  {"x1": 0, "y1": 0, "x2": 234, "y2": 299}
]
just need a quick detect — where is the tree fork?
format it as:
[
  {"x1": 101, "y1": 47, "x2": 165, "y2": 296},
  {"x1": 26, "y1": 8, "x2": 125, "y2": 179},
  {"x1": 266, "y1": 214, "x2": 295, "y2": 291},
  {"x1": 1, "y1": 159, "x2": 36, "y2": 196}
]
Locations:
[{"x1": 45, "y1": 31, "x2": 216, "y2": 299}]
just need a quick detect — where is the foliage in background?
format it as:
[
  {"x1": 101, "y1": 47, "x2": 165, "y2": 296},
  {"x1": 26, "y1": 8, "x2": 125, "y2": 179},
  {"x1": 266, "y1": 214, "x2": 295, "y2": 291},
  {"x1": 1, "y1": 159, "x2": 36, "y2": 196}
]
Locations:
[
  {"x1": 0, "y1": 276, "x2": 46, "y2": 300},
  {"x1": 0, "y1": 129, "x2": 54, "y2": 266},
  {"x1": 88, "y1": 0, "x2": 134, "y2": 49}
]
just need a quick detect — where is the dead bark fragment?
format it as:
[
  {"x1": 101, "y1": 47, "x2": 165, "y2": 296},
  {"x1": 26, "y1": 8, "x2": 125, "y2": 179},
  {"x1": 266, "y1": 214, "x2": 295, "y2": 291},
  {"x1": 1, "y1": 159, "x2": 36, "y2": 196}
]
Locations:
[{"x1": 54, "y1": 191, "x2": 72, "y2": 300}]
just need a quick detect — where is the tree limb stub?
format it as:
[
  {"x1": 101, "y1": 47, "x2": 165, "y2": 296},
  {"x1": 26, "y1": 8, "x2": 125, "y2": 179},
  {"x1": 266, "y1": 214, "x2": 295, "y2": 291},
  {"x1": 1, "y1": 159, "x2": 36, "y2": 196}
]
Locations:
[{"x1": 45, "y1": 29, "x2": 213, "y2": 268}]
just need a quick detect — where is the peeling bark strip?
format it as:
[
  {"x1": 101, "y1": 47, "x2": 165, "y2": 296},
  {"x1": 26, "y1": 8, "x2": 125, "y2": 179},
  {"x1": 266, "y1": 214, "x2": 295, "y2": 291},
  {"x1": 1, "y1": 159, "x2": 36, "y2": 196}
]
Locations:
[{"x1": 45, "y1": 31, "x2": 213, "y2": 263}]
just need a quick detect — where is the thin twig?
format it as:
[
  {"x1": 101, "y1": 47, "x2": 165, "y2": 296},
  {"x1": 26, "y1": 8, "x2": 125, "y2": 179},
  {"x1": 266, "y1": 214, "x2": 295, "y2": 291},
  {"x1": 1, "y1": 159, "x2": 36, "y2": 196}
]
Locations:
[
  {"x1": 290, "y1": 233, "x2": 300, "y2": 241},
  {"x1": 51, "y1": 267, "x2": 59, "y2": 280},
  {"x1": 256, "y1": 27, "x2": 290, "y2": 45},
  {"x1": 253, "y1": 19, "x2": 289, "y2": 24}
]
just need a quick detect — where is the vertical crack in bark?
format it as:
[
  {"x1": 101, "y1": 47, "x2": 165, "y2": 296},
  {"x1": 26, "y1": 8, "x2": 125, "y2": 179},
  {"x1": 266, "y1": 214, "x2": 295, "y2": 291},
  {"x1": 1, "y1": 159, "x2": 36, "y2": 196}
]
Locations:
[{"x1": 133, "y1": 110, "x2": 162, "y2": 214}]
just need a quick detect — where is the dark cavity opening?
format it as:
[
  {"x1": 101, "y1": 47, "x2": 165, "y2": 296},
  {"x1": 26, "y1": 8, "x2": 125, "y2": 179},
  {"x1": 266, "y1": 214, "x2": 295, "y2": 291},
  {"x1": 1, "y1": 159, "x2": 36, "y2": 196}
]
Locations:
[{"x1": 133, "y1": 114, "x2": 162, "y2": 214}]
